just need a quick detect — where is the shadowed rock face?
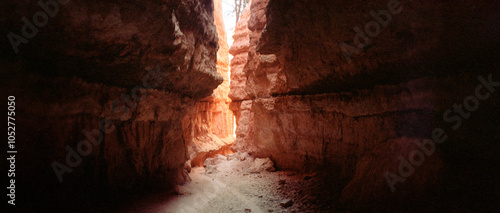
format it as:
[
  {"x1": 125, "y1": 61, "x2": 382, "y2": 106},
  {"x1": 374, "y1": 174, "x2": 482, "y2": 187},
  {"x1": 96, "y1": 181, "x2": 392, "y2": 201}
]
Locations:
[
  {"x1": 0, "y1": 0, "x2": 224, "y2": 210},
  {"x1": 1, "y1": 0, "x2": 222, "y2": 98},
  {"x1": 261, "y1": 0, "x2": 500, "y2": 94},
  {"x1": 230, "y1": 0, "x2": 500, "y2": 211}
]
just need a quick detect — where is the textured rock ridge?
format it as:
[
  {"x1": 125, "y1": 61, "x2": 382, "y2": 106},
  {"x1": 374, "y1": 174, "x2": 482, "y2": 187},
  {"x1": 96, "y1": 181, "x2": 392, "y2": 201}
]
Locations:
[
  {"x1": 185, "y1": 0, "x2": 235, "y2": 167},
  {"x1": 229, "y1": 0, "x2": 500, "y2": 211},
  {"x1": 1, "y1": 0, "x2": 223, "y2": 98},
  {"x1": 228, "y1": 1, "x2": 252, "y2": 101},
  {"x1": 230, "y1": 0, "x2": 289, "y2": 154},
  {"x1": 0, "y1": 0, "x2": 224, "y2": 210}
]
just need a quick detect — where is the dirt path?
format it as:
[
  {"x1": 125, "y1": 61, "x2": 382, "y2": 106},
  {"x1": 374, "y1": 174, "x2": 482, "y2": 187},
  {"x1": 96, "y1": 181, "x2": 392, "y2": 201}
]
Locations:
[
  {"x1": 119, "y1": 153, "x2": 340, "y2": 213},
  {"x1": 165, "y1": 154, "x2": 287, "y2": 213},
  {"x1": 180, "y1": 167, "x2": 266, "y2": 213}
]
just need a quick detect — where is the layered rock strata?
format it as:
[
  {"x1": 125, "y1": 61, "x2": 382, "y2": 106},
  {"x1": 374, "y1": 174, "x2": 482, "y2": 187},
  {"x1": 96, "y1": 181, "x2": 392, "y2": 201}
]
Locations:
[
  {"x1": 0, "y1": 0, "x2": 225, "y2": 210},
  {"x1": 230, "y1": 0, "x2": 500, "y2": 211},
  {"x1": 185, "y1": 0, "x2": 235, "y2": 167}
]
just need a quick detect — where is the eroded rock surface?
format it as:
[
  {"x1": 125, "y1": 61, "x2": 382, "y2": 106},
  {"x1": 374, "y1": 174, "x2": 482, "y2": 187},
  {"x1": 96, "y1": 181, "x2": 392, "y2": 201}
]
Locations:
[
  {"x1": 0, "y1": 0, "x2": 225, "y2": 210},
  {"x1": 185, "y1": 0, "x2": 235, "y2": 168},
  {"x1": 203, "y1": 152, "x2": 275, "y2": 174},
  {"x1": 229, "y1": 0, "x2": 500, "y2": 211}
]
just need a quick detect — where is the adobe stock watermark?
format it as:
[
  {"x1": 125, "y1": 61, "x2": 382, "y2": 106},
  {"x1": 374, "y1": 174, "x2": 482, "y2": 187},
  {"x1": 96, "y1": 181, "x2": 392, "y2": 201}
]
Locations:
[
  {"x1": 339, "y1": 0, "x2": 411, "y2": 63},
  {"x1": 7, "y1": 0, "x2": 71, "y2": 54},
  {"x1": 51, "y1": 64, "x2": 169, "y2": 182},
  {"x1": 385, "y1": 73, "x2": 500, "y2": 192}
]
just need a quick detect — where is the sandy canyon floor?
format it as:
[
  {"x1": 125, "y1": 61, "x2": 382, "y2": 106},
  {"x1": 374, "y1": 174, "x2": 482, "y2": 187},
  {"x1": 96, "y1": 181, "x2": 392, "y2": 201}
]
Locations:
[{"x1": 117, "y1": 153, "x2": 345, "y2": 213}]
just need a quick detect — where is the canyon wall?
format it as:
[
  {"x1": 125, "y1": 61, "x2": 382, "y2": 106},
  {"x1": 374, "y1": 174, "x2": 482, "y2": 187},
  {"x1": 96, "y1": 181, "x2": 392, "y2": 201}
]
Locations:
[
  {"x1": 0, "y1": 0, "x2": 224, "y2": 210},
  {"x1": 186, "y1": 0, "x2": 235, "y2": 167},
  {"x1": 230, "y1": 0, "x2": 500, "y2": 211}
]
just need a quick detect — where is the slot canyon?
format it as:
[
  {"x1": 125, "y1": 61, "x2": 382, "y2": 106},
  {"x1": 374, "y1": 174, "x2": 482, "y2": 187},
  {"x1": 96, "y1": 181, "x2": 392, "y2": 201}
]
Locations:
[{"x1": 1, "y1": 0, "x2": 499, "y2": 212}]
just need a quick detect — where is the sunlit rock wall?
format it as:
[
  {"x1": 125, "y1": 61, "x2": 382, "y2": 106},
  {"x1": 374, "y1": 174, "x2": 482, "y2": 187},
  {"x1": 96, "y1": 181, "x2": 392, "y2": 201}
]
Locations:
[{"x1": 185, "y1": 0, "x2": 235, "y2": 167}]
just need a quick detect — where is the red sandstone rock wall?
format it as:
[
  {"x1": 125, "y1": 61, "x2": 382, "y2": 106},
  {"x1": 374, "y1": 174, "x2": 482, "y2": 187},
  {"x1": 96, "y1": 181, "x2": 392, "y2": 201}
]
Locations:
[
  {"x1": 228, "y1": 1, "x2": 252, "y2": 101},
  {"x1": 230, "y1": 0, "x2": 289, "y2": 154},
  {"x1": 230, "y1": 0, "x2": 500, "y2": 211},
  {"x1": 185, "y1": 0, "x2": 235, "y2": 167},
  {"x1": 0, "y1": 0, "x2": 223, "y2": 208}
]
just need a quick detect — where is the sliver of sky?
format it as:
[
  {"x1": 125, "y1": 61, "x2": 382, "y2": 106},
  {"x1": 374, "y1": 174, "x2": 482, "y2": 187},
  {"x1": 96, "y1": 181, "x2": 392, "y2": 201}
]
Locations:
[{"x1": 222, "y1": 0, "x2": 237, "y2": 47}]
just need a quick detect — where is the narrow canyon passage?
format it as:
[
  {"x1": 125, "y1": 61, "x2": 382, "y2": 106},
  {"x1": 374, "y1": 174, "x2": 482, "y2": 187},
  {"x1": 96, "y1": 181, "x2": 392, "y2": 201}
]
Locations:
[
  {"x1": 1, "y1": 0, "x2": 499, "y2": 212},
  {"x1": 117, "y1": 1, "x2": 338, "y2": 212}
]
